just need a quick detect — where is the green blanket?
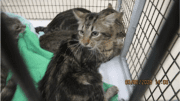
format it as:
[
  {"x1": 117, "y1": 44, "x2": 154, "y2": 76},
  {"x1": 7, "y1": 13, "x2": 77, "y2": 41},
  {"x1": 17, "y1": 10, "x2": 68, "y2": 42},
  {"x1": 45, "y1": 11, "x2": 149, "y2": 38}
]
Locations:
[{"x1": 7, "y1": 19, "x2": 118, "y2": 101}]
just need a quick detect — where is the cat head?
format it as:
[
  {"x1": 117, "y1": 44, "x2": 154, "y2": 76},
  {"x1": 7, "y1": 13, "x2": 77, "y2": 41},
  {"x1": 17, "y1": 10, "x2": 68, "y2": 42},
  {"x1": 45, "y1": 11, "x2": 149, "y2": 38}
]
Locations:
[
  {"x1": 73, "y1": 4, "x2": 126, "y2": 60},
  {"x1": 1, "y1": 12, "x2": 26, "y2": 39}
]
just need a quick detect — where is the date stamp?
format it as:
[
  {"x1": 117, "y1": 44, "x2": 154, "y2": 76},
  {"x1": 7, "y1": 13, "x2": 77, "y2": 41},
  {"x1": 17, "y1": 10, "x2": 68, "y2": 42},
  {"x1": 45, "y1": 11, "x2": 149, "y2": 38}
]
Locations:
[{"x1": 125, "y1": 80, "x2": 168, "y2": 85}]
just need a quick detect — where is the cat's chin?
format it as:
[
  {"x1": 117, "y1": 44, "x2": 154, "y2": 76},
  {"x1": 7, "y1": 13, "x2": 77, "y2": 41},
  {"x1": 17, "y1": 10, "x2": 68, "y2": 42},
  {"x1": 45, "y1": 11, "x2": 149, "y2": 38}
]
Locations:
[{"x1": 81, "y1": 44, "x2": 93, "y2": 50}]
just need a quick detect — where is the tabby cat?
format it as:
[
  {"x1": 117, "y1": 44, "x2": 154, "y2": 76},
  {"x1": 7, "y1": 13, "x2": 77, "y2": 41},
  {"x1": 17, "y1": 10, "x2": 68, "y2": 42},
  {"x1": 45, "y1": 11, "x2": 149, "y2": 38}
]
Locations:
[
  {"x1": 40, "y1": 3, "x2": 125, "y2": 55},
  {"x1": 1, "y1": 12, "x2": 26, "y2": 101},
  {"x1": 38, "y1": 4, "x2": 125, "y2": 101},
  {"x1": 38, "y1": 30, "x2": 119, "y2": 101},
  {"x1": 35, "y1": 8, "x2": 91, "y2": 33}
]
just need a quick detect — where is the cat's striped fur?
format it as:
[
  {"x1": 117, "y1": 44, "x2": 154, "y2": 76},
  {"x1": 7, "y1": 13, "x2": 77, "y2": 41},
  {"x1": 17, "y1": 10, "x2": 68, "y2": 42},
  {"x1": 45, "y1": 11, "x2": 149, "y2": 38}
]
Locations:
[
  {"x1": 38, "y1": 3, "x2": 125, "y2": 101},
  {"x1": 73, "y1": 3, "x2": 125, "y2": 62},
  {"x1": 40, "y1": 3, "x2": 126, "y2": 56},
  {"x1": 38, "y1": 30, "x2": 119, "y2": 101},
  {"x1": 35, "y1": 8, "x2": 91, "y2": 34}
]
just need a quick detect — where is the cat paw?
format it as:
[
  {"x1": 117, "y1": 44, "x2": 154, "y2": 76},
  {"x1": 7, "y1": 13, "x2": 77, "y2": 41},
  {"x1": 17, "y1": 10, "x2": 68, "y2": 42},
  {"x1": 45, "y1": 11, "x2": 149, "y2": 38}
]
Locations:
[
  {"x1": 105, "y1": 86, "x2": 119, "y2": 99},
  {"x1": 108, "y1": 86, "x2": 119, "y2": 95}
]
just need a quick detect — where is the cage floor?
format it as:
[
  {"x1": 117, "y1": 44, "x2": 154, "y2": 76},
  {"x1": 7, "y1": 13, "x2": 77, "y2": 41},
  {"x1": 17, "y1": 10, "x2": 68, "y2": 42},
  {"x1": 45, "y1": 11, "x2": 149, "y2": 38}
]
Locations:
[{"x1": 99, "y1": 56, "x2": 130, "y2": 100}]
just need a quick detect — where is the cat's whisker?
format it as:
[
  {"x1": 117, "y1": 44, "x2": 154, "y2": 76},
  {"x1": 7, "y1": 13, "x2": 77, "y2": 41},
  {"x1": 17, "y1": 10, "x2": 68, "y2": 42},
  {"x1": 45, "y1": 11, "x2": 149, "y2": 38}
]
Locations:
[
  {"x1": 92, "y1": 50, "x2": 96, "y2": 64},
  {"x1": 62, "y1": 40, "x2": 79, "y2": 46},
  {"x1": 55, "y1": 43, "x2": 81, "y2": 71},
  {"x1": 100, "y1": 53, "x2": 105, "y2": 62},
  {"x1": 68, "y1": 39, "x2": 79, "y2": 42},
  {"x1": 63, "y1": 40, "x2": 78, "y2": 44},
  {"x1": 70, "y1": 57, "x2": 75, "y2": 68},
  {"x1": 68, "y1": 43, "x2": 79, "y2": 48},
  {"x1": 88, "y1": 48, "x2": 94, "y2": 50},
  {"x1": 92, "y1": 41, "x2": 101, "y2": 50},
  {"x1": 89, "y1": 50, "x2": 96, "y2": 62},
  {"x1": 80, "y1": 44, "x2": 83, "y2": 51},
  {"x1": 64, "y1": 47, "x2": 69, "y2": 55},
  {"x1": 95, "y1": 47, "x2": 103, "y2": 61},
  {"x1": 64, "y1": 43, "x2": 78, "y2": 55},
  {"x1": 87, "y1": 51, "x2": 93, "y2": 62},
  {"x1": 96, "y1": 47, "x2": 106, "y2": 62},
  {"x1": 79, "y1": 44, "x2": 83, "y2": 54},
  {"x1": 94, "y1": 49, "x2": 98, "y2": 65},
  {"x1": 95, "y1": 47, "x2": 101, "y2": 54},
  {"x1": 93, "y1": 50, "x2": 95, "y2": 55},
  {"x1": 86, "y1": 51, "x2": 92, "y2": 61},
  {"x1": 76, "y1": 44, "x2": 82, "y2": 54},
  {"x1": 56, "y1": 55, "x2": 69, "y2": 66},
  {"x1": 72, "y1": 39, "x2": 79, "y2": 42},
  {"x1": 74, "y1": 44, "x2": 81, "y2": 55},
  {"x1": 103, "y1": 44, "x2": 108, "y2": 60}
]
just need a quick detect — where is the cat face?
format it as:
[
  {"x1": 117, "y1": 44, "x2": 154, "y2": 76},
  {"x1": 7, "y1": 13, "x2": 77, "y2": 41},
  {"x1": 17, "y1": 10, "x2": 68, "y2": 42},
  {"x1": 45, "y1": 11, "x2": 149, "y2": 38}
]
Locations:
[{"x1": 73, "y1": 7, "x2": 126, "y2": 60}]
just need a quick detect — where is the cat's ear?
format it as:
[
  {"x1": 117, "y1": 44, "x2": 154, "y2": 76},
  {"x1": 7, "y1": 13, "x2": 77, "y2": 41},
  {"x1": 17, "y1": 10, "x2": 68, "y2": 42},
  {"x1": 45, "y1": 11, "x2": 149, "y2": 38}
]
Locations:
[
  {"x1": 102, "y1": 12, "x2": 124, "y2": 25},
  {"x1": 107, "y1": 3, "x2": 113, "y2": 9},
  {"x1": 117, "y1": 12, "x2": 124, "y2": 21},
  {"x1": 73, "y1": 10, "x2": 88, "y2": 21}
]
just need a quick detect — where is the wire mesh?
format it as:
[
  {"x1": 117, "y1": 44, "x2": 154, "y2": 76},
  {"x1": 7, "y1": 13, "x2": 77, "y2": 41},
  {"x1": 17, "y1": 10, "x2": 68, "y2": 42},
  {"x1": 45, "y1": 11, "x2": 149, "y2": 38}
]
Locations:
[
  {"x1": 1, "y1": 0, "x2": 117, "y2": 20},
  {"x1": 120, "y1": 0, "x2": 135, "y2": 32},
  {"x1": 126, "y1": 0, "x2": 180, "y2": 100},
  {"x1": 144, "y1": 34, "x2": 180, "y2": 101}
]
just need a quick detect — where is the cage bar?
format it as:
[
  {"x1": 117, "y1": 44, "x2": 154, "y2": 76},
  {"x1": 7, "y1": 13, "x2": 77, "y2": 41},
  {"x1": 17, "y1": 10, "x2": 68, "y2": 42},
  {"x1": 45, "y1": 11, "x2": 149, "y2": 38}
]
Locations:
[
  {"x1": 118, "y1": 0, "x2": 146, "y2": 99},
  {"x1": 129, "y1": 0, "x2": 179, "y2": 100}
]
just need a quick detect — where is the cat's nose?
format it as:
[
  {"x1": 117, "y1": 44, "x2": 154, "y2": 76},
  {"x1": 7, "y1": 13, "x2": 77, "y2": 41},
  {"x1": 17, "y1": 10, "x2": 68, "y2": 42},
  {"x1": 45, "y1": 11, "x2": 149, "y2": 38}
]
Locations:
[
  {"x1": 82, "y1": 38, "x2": 90, "y2": 46},
  {"x1": 84, "y1": 42, "x2": 89, "y2": 45}
]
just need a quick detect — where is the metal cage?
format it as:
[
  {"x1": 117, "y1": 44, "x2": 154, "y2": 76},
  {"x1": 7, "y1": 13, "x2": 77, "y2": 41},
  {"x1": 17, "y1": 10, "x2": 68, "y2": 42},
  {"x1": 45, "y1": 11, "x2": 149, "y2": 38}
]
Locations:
[{"x1": 1, "y1": 0, "x2": 179, "y2": 100}]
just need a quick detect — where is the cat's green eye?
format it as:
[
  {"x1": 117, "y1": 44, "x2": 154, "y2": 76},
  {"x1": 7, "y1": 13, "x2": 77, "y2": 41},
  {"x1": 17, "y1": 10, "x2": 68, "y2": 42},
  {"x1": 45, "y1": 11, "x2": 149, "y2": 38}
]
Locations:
[{"x1": 91, "y1": 31, "x2": 99, "y2": 36}]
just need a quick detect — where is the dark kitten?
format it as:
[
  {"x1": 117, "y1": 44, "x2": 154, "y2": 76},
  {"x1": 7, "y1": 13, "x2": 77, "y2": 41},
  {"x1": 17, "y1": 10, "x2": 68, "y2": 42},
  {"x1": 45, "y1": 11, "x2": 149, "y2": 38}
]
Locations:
[
  {"x1": 40, "y1": 30, "x2": 78, "y2": 53},
  {"x1": 38, "y1": 30, "x2": 118, "y2": 101},
  {"x1": 1, "y1": 12, "x2": 26, "y2": 101},
  {"x1": 39, "y1": 4, "x2": 125, "y2": 100},
  {"x1": 35, "y1": 8, "x2": 91, "y2": 33},
  {"x1": 1, "y1": 12, "x2": 26, "y2": 39}
]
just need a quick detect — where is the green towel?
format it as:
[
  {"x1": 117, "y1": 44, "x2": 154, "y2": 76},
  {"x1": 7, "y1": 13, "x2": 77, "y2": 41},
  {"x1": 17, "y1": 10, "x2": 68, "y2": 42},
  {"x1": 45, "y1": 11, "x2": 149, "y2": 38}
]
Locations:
[{"x1": 7, "y1": 25, "x2": 118, "y2": 101}]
